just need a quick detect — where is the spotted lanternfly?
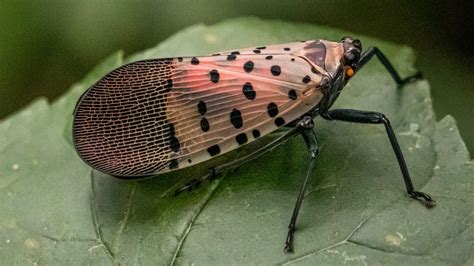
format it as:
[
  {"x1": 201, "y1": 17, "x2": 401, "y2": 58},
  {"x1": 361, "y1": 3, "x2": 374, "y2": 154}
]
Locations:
[{"x1": 72, "y1": 37, "x2": 435, "y2": 252}]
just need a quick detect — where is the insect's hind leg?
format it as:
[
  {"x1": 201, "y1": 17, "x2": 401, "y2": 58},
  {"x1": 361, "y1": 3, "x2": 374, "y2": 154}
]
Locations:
[
  {"x1": 321, "y1": 109, "x2": 435, "y2": 208},
  {"x1": 175, "y1": 126, "x2": 302, "y2": 195},
  {"x1": 357, "y1": 47, "x2": 422, "y2": 87}
]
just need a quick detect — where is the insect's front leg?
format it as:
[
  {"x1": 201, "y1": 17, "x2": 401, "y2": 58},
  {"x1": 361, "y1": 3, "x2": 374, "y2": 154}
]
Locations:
[
  {"x1": 321, "y1": 109, "x2": 435, "y2": 208},
  {"x1": 357, "y1": 47, "x2": 422, "y2": 87},
  {"x1": 284, "y1": 116, "x2": 319, "y2": 253}
]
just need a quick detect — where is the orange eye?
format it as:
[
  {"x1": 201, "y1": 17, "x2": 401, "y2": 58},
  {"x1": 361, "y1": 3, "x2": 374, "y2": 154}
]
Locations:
[{"x1": 346, "y1": 67, "x2": 355, "y2": 77}]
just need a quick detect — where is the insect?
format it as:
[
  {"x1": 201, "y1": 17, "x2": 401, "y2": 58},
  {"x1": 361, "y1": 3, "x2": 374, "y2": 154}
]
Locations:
[{"x1": 72, "y1": 37, "x2": 435, "y2": 252}]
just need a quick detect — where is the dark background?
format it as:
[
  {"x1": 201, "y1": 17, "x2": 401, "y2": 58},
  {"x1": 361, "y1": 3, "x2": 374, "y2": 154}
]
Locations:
[{"x1": 1, "y1": 0, "x2": 472, "y2": 153}]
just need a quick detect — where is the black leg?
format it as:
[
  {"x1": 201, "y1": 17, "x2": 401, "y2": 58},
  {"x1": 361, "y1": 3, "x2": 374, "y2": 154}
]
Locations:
[
  {"x1": 284, "y1": 116, "x2": 319, "y2": 253},
  {"x1": 321, "y1": 109, "x2": 435, "y2": 208},
  {"x1": 175, "y1": 126, "x2": 302, "y2": 195},
  {"x1": 357, "y1": 47, "x2": 422, "y2": 87}
]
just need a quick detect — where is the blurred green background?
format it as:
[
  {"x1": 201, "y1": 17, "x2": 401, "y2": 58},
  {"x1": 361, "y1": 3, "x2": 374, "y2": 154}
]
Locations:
[{"x1": 0, "y1": 0, "x2": 472, "y2": 153}]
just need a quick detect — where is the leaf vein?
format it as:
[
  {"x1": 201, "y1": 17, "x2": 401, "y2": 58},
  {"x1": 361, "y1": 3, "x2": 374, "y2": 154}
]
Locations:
[
  {"x1": 282, "y1": 216, "x2": 370, "y2": 264},
  {"x1": 90, "y1": 170, "x2": 114, "y2": 261},
  {"x1": 169, "y1": 175, "x2": 226, "y2": 265}
]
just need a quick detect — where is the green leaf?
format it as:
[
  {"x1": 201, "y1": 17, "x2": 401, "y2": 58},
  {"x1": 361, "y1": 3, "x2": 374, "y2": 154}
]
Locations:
[{"x1": 1, "y1": 17, "x2": 472, "y2": 265}]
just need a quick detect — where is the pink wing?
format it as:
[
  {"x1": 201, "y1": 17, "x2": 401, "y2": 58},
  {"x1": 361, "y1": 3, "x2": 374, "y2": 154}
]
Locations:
[{"x1": 73, "y1": 45, "x2": 325, "y2": 177}]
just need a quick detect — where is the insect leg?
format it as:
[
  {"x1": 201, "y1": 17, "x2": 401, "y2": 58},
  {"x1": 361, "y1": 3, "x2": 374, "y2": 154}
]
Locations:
[
  {"x1": 356, "y1": 47, "x2": 422, "y2": 87},
  {"x1": 284, "y1": 116, "x2": 319, "y2": 253},
  {"x1": 321, "y1": 109, "x2": 435, "y2": 208},
  {"x1": 175, "y1": 126, "x2": 302, "y2": 195}
]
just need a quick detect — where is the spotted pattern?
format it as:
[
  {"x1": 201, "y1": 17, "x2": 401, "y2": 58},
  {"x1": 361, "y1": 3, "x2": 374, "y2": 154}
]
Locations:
[
  {"x1": 207, "y1": 144, "x2": 221, "y2": 156},
  {"x1": 191, "y1": 57, "x2": 199, "y2": 65},
  {"x1": 168, "y1": 122, "x2": 180, "y2": 153},
  {"x1": 73, "y1": 40, "x2": 335, "y2": 177},
  {"x1": 230, "y1": 108, "x2": 243, "y2": 129},
  {"x1": 242, "y1": 82, "x2": 256, "y2": 100},
  {"x1": 288, "y1": 89, "x2": 297, "y2": 100},
  {"x1": 169, "y1": 136, "x2": 180, "y2": 152},
  {"x1": 235, "y1": 133, "x2": 248, "y2": 145},
  {"x1": 252, "y1": 129, "x2": 261, "y2": 138},
  {"x1": 197, "y1": 101, "x2": 207, "y2": 115},
  {"x1": 275, "y1": 117, "x2": 286, "y2": 127},
  {"x1": 165, "y1": 79, "x2": 173, "y2": 89},
  {"x1": 210, "y1": 69, "x2": 220, "y2": 83},
  {"x1": 271, "y1": 65, "x2": 281, "y2": 76},
  {"x1": 244, "y1": 61, "x2": 254, "y2": 73},
  {"x1": 200, "y1": 117, "x2": 210, "y2": 132},
  {"x1": 169, "y1": 159, "x2": 179, "y2": 169},
  {"x1": 303, "y1": 75, "x2": 311, "y2": 84},
  {"x1": 267, "y1": 102, "x2": 279, "y2": 117}
]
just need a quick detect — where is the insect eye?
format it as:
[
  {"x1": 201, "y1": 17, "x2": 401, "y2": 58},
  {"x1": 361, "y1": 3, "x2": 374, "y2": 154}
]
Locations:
[
  {"x1": 343, "y1": 50, "x2": 360, "y2": 65},
  {"x1": 352, "y1": 39, "x2": 362, "y2": 50}
]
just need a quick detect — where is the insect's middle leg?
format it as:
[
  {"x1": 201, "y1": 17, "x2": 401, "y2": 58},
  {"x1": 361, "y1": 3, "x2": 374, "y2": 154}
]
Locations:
[
  {"x1": 357, "y1": 47, "x2": 422, "y2": 87},
  {"x1": 284, "y1": 116, "x2": 319, "y2": 253},
  {"x1": 321, "y1": 109, "x2": 435, "y2": 208}
]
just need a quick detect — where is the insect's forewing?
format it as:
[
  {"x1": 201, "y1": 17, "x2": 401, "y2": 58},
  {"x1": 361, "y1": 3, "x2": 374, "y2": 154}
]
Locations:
[{"x1": 73, "y1": 43, "x2": 325, "y2": 177}]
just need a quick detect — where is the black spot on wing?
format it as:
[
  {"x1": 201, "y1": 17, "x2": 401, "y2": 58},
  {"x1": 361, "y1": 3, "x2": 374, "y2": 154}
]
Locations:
[
  {"x1": 207, "y1": 145, "x2": 221, "y2": 156},
  {"x1": 197, "y1": 101, "x2": 207, "y2": 115},
  {"x1": 169, "y1": 136, "x2": 180, "y2": 152},
  {"x1": 169, "y1": 159, "x2": 179, "y2": 169},
  {"x1": 288, "y1": 90, "x2": 297, "y2": 100},
  {"x1": 303, "y1": 75, "x2": 311, "y2": 84},
  {"x1": 242, "y1": 82, "x2": 256, "y2": 100},
  {"x1": 165, "y1": 79, "x2": 173, "y2": 89},
  {"x1": 267, "y1": 102, "x2": 279, "y2": 117},
  {"x1": 275, "y1": 117, "x2": 286, "y2": 127},
  {"x1": 210, "y1": 69, "x2": 220, "y2": 83},
  {"x1": 252, "y1": 129, "x2": 261, "y2": 138},
  {"x1": 271, "y1": 65, "x2": 281, "y2": 76},
  {"x1": 230, "y1": 108, "x2": 243, "y2": 129},
  {"x1": 235, "y1": 133, "x2": 248, "y2": 145},
  {"x1": 244, "y1": 61, "x2": 254, "y2": 73},
  {"x1": 191, "y1": 57, "x2": 199, "y2": 65},
  {"x1": 168, "y1": 122, "x2": 180, "y2": 152},
  {"x1": 200, "y1": 117, "x2": 210, "y2": 132}
]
